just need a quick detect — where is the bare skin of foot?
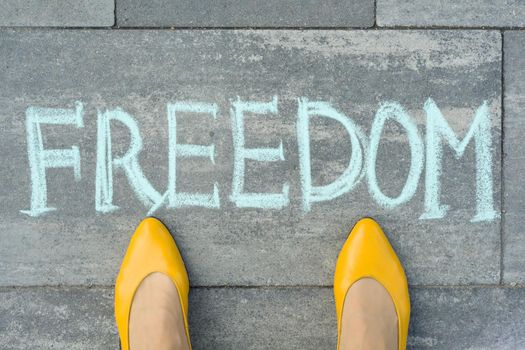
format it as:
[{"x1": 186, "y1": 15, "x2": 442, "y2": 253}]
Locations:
[
  {"x1": 129, "y1": 272, "x2": 190, "y2": 350},
  {"x1": 339, "y1": 278, "x2": 398, "y2": 350}
]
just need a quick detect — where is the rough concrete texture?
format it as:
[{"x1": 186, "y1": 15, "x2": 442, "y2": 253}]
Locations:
[
  {"x1": 0, "y1": 29, "x2": 501, "y2": 287},
  {"x1": 0, "y1": 287, "x2": 117, "y2": 349},
  {"x1": 1, "y1": 287, "x2": 524, "y2": 349},
  {"x1": 0, "y1": 0, "x2": 114, "y2": 27},
  {"x1": 377, "y1": 0, "x2": 525, "y2": 27},
  {"x1": 503, "y1": 31, "x2": 525, "y2": 284},
  {"x1": 116, "y1": 0, "x2": 374, "y2": 27}
]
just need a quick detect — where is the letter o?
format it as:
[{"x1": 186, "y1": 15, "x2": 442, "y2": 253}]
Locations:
[{"x1": 367, "y1": 102, "x2": 424, "y2": 209}]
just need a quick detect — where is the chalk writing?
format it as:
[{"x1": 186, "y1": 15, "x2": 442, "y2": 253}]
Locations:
[
  {"x1": 21, "y1": 98, "x2": 499, "y2": 222},
  {"x1": 21, "y1": 102, "x2": 84, "y2": 217},
  {"x1": 367, "y1": 102, "x2": 424, "y2": 209},
  {"x1": 421, "y1": 99, "x2": 498, "y2": 222},
  {"x1": 230, "y1": 96, "x2": 289, "y2": 209},
  {"x1": 167, "y1": 102, "x2": 220, "y2": 209},
  {"x1": 297, "y1": 98, "x2": 367, "y2": 212},
  {"x1": 95, "y1": 108, "x2": 163, "y2": 213}
]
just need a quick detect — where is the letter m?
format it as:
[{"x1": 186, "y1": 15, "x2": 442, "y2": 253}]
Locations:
[{"x1": 421, "y1": 98, "x2": 499, "y2": 222}]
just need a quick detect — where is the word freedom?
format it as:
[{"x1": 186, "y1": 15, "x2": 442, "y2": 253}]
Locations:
[{"x1": 20, "y1": 97, "x2": 498, "y2": 222}]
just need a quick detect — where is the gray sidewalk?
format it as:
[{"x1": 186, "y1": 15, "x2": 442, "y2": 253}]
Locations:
[{"x1": 0, "y1": 1, "x2": 524, "y2": 349}]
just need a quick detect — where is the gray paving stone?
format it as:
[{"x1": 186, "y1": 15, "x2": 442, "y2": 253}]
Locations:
[
  {"x1": 116, "y1": 0, "x2": 374, "y2": 27},
  {"x1": 408, "y1": 287, "x2": 525, "y2": 349},
  {"x1": 1, "y1": 286, "x2": 524, "y2": 349},
  {"x1": 377, "y1": 0, "x2": 525, "y2": 27},
  {"x1": 0, "y1": 0, "x2": 114, "y2": 27},
  {"x1": 0, "y1": 30, "x2": 502, "y2": 287},
  {"x1": 503, "y1": 31, "x2": 525, "y2": 284},
  {"x1": 0, "y1": 287, "x2": 117, "y2": 349}
]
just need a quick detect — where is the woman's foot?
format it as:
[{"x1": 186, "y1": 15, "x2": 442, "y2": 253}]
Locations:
[
  {"x1": 334, "y1": 218, "x2": 410, "y2": 350},
  {"x1": 339, "y1": 278, "x2": 398, "y2": 350},
  {"x1": 115, "y1": 218, "x2": 191, "y2": 350},
  {"x1": 129, "y1": 272, "x2": 190, "y2": 350}
]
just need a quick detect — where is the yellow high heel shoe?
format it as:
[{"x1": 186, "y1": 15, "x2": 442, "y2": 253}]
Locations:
[
  {"x1": 115, "y1": 217, "x2": 192, "y2": 350},
  {"x1": 334, "y1": 218, "x2": 410, "y2": 350}
]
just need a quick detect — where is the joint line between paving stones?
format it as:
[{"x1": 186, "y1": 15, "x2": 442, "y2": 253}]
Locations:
[
  {"x1": 1, "y1": 284, "x2": 525, "y2": 291},
  {"x1": 371, "y1": 25, "x2": 525, "y2": 30},
  {"x1": 500, "y1": 30, "x2": 506, "y2": 285},
  {"x1": 373, "y1": 0, "x2": 378, "y2": 27},
  {"x1": 2, "y1": 26, "x2": 525, "y2": 31},
  {"x1": 112, "y1": 0, "x2": 117, "y2": 28}
]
